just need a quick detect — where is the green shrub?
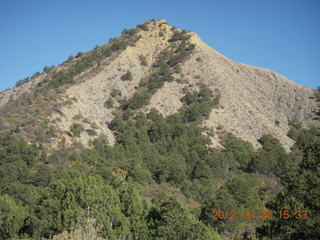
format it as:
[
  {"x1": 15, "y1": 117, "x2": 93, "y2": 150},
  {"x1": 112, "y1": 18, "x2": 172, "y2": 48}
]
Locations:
[
  {"x1": 123, "y1": 91, "x2": 151, "y2": 110},
  {"x1": 122, "y1": 28, "x2": 138, "y2": 37},
  {"x1": 316, "y1": 86, "x2": 320, "y2": 101},
  {"x1": 249, "y1": 134, "x2": 288, "y2": 176},
  {"x1": 222, "y1": 133, "x2": 255, "y2": 170},
  {"x1": 136, "y1": 23, "x2": 149, "y2": 31},
  {"x1": 179, "y1": 87, "x2": 219, "y2": 123},
  {"x1": 31, "y1": 71, "x2": 41, "y2": 79},
  {"x1": 149, "y1": 193, "x2": 217, "y2": 239},
  {"x1": 76, "y1": 52, "x2": 83, "y2": 58},
  {"x1": 121, "y1": 71, "x2": 133, "y2": 81},
  {"x1": 168, "y1": 30, "x2": 191, "y2": 42},
  {"x1": 90, "y1": 122, "x2": 99, "y2": 129},
  {"x1": 288, "y1": 119, "x2": 302, "y2": 129},
  {"x1": 257, "y1": 137, "x2": 320, "y2": 239},
  {"x1": 31, "y1": 24, "x2": 140, "y2": 93},
  {"x1": 104, "y1": 98, "x2": 114, "y2": 109},
  {"x1": 43, "y1": 65, "x2": 55, "y2": 74},
  {"x1": 86, "y1": 128, "x2": 98, "y2": 136},
  {"x1": 110, "y1": 38, "x2": 128, "y2": 51},
  {"x1": 15, "y1": 77, "x2": 30, "y2": 87},
  {"x1": 175, "y1": 78, "x2": 184, "y2": 84},
  {"x1": 0, "y1": 195, "x2": 27, "y2": 239},
  {"x1": 111, "y1": 88, "x2": 122, "y2": 97},
  {"x1": 139, "y1": 55, "x2": 148, "y2": 66},
  {"x1": 48, "y1": 70, "x2": 74, "y2": 88},
  {"x1": 70, "y1": 123, "x2": 84, "y2": 137},
  {"x1": 171, "y1": 26, "x2": 177, "y2": 31}
]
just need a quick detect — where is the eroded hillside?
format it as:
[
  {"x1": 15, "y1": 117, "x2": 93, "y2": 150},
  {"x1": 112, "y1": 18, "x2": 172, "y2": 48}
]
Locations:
[{"x1": 0, "y1": 19, "x2": 318, "y2": 151}]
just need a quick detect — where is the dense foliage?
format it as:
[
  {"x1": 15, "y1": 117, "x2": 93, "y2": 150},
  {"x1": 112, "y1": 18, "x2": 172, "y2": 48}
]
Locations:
[
  {"x1": 0, "y1": 132, "x2": 218, "y2": 239},
  {"x1": 257, "y1": 126, "x2": 320, "y2": 239},
  {"x1": 121, "y1": 71, "x2": 133, "y2": 81},
  {"x1": 2, "y1": 84, "x2": 318, "y2": 239}
]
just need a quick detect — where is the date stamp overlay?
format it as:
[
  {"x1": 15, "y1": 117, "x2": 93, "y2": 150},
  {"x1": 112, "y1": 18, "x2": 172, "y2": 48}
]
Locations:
[{"x1": 210, "y1": 210, "x2": 309, "y2": 220}]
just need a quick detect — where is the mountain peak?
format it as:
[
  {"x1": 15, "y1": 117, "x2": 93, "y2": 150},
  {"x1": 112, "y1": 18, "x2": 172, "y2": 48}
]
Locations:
[{"x1": 0, "y1": 20, "x2": 318, "y2": 151}]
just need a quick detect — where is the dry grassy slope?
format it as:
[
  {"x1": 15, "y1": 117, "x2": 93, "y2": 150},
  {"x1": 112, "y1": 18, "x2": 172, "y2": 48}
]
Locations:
[
  {"x1": 0, "y1": 51, "x2": 86, "y2": 109},
  {"x1": 147, "y1": 32, "x2": 317, "y2": 150},
  {"x1": 51, "y1": 20, "x2": 173, "y2": 146},
  {"x1": 0, "y1": 75, "x2": 46, "y2": 109}
]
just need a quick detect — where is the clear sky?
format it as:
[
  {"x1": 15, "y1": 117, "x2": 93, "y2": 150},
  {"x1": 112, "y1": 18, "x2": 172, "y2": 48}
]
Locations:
[{"x1": 0, "y1": 0, "x2": 319, "y2": 91}]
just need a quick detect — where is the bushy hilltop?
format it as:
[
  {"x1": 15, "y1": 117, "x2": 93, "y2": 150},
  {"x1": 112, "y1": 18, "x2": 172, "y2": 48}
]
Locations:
[
  {"x1": 0, "y1": 19, "x2": 318, "y2": 152},
  {"x1": 0, "y1": 19, "x2": 320, "y2": 240}
]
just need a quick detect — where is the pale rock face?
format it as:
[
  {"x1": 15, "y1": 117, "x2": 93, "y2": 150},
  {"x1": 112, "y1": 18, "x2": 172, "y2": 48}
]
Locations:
[{"x1": 1, "y1": 20, "x2": 318, "y2": 150}]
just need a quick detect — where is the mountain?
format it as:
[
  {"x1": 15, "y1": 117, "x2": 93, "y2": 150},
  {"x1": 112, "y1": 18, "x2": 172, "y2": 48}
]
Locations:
[
  {"x1": 0, "y1": 19, "x2": 318, "y2": 152},
  {"x1": 0, "y1": 19, "x2": 319, "y2": 239}
]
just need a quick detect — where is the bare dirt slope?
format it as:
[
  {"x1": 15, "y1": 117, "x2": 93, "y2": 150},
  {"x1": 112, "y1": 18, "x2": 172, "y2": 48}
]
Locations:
[
  {"x1": 49, "y1": 20, "x2": 174, "y2": 146},
  {"x1": 148, "y1": 32, "x2": 318, "y2": 150}
]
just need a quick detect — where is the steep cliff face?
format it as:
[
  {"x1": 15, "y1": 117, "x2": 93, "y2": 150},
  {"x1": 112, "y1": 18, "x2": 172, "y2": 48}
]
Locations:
[{"x1": 0, "y1": 19, "x2": 318, "y2": 150}]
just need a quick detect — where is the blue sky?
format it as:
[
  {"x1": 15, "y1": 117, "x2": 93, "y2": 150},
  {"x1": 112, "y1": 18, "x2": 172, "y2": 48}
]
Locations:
[{"x1": 0, "y1": 0, "x2": 319, "y2": 91}]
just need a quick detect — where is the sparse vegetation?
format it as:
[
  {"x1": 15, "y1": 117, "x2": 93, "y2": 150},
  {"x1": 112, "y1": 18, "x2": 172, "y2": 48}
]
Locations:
[
  {"x1": 70, "y1": 123, "x2": 84, "y2": 137},
  {"x1": 121, "y1": 29, "x2": 195, "y2": 111},
  {"x1": 72, "y1": 113, "x2": 82, "y2": 121},
  {"x1": 104, "y1": 98, "x2": 114, "y2": 109},
  {"x1": 175, "y1": 78, "x2": 184, "y2": 84},
  {"x1": 90, "y1": 122, "x2": 99, "y2": 130},
  {"x1": 168, "y1": 29, "x2": 191, "y2": 42},
  {"x1": 121, "y1": 28, "x2": 138, "y2": 37},
  {"x1": 32, "y1": 27, "x2": 140, "y2": 92},
  {"x1": 15, "y1": 70, "x2": 44, "y2": 87},
  {"x1": 15, "y1": 77, "x2": 30, "y2": 87},
  {"x1": 136, "y1": 23, "x2": 149, "y2": 31},
  {"x1": 86, "y1": 128, "x2": 98, "y2": 136},
  {"x1": 120, "y1": 70, "x2": 133, "y2": 81},
  {"x1": 31, "y1": 71, "x2": 41, "y2": 78},
  {"x1": 316, "y1": 86, "x2": 320, "y2": 101},
  {"x1": 76, "y1": 51, "x2": 83, "y2": 58},
  {"x1": 43, "y1": 65, "x2": 55, "y2": 73},
  {"x1": 111, "y1": 88, "x2": 122, "y2": 97},
  {"x1": 139, "y1": 55, "x2": 148, "y2": 66}
]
